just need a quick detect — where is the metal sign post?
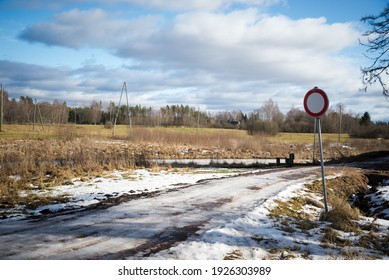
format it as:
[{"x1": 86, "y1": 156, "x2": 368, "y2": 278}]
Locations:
[
  {"x1": 316, "y1": 117, "x2": 328, "y2": 212},
  {"x1": 313, "y1": 118, "x2": 316, "y2": 163},
  {"x1": 304, "y1": 87, "x2": 329, "y2": 212}
]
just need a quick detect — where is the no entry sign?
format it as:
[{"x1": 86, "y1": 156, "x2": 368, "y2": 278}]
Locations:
[
  {"x1": 304, "y1": 87, "x2": 329, "y2": 212},
  {"x1": 303, "y1": 87, "x2": 329, "y2": 118}
]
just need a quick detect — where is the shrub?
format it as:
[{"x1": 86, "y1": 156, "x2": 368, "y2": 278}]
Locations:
[
  {"x1": 104, "y1": 121, "x2": 113, "y2": 129},
  {"x1": 350, "y1": 123, "x2": 389, "y2": 139}
]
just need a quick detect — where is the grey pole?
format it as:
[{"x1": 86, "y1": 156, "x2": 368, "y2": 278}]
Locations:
[
  {"x1": 317, "y1": 117, "x2": 328, "y2": 212},
  {"x1": 313, "y1": 117, "x2": 317, "y2": 163},
  {"x1": 113, "y1": 82, "x2": 125, "y2": 136},
  {"x1": 33, "y1": 101, "x2": 37, "y2": 131}
]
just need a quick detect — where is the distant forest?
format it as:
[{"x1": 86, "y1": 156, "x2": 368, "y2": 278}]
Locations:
[{"x1": 1, "y1": 91, "x2": 388, "y2": 139}]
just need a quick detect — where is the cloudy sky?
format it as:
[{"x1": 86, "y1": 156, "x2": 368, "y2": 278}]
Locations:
[{"x1": 0, "y1": 0, "x2": 388, "y2": 120}]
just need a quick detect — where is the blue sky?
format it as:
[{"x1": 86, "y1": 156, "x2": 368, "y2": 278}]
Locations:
[{"x1": 0, "y1": 0, "x2": 388, "y2": 121}]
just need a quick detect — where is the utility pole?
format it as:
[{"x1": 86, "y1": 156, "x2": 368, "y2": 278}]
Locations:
[
  {"x1": 197, "y1": 107, "x2": 200, "y2": 133},
  {"x1": 113, "y1": 82, "x2": 130, "y2": 136},
  {"x1": 33, "y1": 99, "x2": 44, "y2": 131},
  {"x1": 33, "y1": 100, "x2": 36, "y2": 131},
  {"x1": 0, "y1": 83, "x2": 3, "y2": 132}
]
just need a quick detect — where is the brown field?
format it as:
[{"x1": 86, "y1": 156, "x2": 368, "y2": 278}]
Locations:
[{"x1": 1, "y1": 124, "x2": 388, "y2": 208}]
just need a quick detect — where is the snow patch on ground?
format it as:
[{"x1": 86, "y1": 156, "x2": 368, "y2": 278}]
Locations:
[
  {"x1": 150, "y1": 175, "x2": 389, "y2": 260},
  {"x1": 1, "y1": 168, "x2": 256, "y2": 220}
]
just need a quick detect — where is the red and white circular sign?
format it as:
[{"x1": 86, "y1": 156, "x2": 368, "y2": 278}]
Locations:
[{"x1": 303, "y1": 87, "x2": 329, "y2": 117}]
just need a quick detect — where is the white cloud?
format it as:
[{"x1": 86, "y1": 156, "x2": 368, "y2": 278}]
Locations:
[
  {"x1": 2, "y1": 0, "x2": 284, "y2": 11},
  {"x1": 109, "y1": 0, "x2": 284, "y2": 11},
  {"x1": 20, "y1": 9, "x2": 162, "y2": 49},
  {"x1": 11, "y1": 5, "x2": 387, "y2": 119},
  {"x1": 19, "y1": 8, "x2": 360, "y2": 83},
  {"x1": 113, "y1": 9, "x2": 360, "y2": 86}
]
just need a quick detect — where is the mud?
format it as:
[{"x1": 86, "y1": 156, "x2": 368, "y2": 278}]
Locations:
[{"x1": 94, "y1": 223, "x2": 205, "y2": 259}]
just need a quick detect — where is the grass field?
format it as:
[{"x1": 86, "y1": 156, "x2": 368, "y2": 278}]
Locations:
[
  {"x1": 0, "y1": 124, "x2": 385, "y2": 159},
  {"x1": 0, "y1": 124, "x2": 350, "y2": 143},
  {"x1": 0, "y1": 124, "x2": 362, "y2": 160},
  {"x1": 0, "y1": 124, "x2": 124, "y2": 139},
  {"x1": 272, "y1": 132, "x2": 350, "y2": 143}
]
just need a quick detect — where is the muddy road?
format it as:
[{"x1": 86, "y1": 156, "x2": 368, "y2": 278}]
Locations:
[{"x1": 0, "y1": 166, "x2": 343, "y2": 259}]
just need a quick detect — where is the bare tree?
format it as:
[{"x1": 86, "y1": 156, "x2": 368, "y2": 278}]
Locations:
[
  {"x1": 91, "y1": 100, "x2": 101, "y2": 125},
  {"x1": 257, "y1": 99, "x2": 284, "y2": 129},
  {"x1": 336, "y1": 103, "x2": 344, "y2": 143},
  {"x1": 360, "y1": 4, "x2": 389, "y2": 96}
]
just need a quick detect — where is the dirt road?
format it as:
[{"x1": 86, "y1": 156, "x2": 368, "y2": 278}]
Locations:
[{"x1": 0, "y1": 166, "x2": 325, "y2": 259}]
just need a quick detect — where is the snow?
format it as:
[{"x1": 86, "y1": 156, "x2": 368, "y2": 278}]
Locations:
[
  {"x1": 0, "y1": 166, "x2": 388, "y2": 261},
  {"x1": 1, "y1": 167, "x2": 257, "y2": 220},
  {"x1": 149, "y1": 181, "x2": 307, "y2": 259},
  {"x1": 379, "y1": 180, "x2": 389, "y2": 200},
  {"x1": 367, "y1": 180, "x2": 389, "y2": 219},
  {"x1": 150, "y1": 174, "x2": 389, "y2": 260},
  {"x1": 352, "y1": 178, "x2": 389, "y2": 219}
]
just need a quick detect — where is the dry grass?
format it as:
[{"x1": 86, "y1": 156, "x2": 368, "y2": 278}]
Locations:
[
  {"x1": 270, "y1": 197, "x2": 312, "y2": 219},
  {"x1": 306, "y1": 170, "x2": 370, "y2": 201},
  {"x1": 306, "y1": 170, "x2": 369, "y2": 232},
  {"x1": 18, "y1": 192, "x2": 70, "y2": 210},
  {"x1": 321, "y1": 171, "x2": 389, "y2": 257},
  {"x1": 124, "y1": 127, "x2": 268, "y2": 158},
  {"x1": 320, "y1": 197, "x2": 361, "y2": 232},
  {"x1": 1, "y1": 126, "x2": 268, "y2": 208},
  {"x1": 321, "y1": 228, "x2": 351, "y2": 247},
  {"x1": 268, "y1": 169, "x2": 389, "y2": 258},
  {"x1": 2, "y1": 124, "x2": 387, "y2": 159},
  {"x1": 0, "y1": 138, "x2": 150, "y2": 208},
  {"x1": 269, "y1": 196, "x2": 318, "y2": 234},
  {"x1": 0, "y1": 124, "x2": 387, "y2": 209},
  {"x1": 223, "y1": 250, "x2": 244, "y2": 260},
  {"x1": 272, "y1": 133, "x2": 350, "y2": 143}
]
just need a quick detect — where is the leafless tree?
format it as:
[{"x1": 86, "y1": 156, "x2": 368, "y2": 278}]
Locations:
[
  {"x1": 336, "y1": 103, "x2": 344, "y2": 143},
  {"x1": 360, "y1": 4, "x2": 389, "y2": 96},
  {"x1": 91, "y1": 100, "x2": 101, "y2": 125}
]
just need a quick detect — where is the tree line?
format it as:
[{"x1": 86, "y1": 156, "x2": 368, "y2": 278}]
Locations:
[{"x1": 0, "y1": 91, "x2": 388, "y2": 139}]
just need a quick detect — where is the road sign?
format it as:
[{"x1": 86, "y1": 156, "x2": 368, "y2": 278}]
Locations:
[
  {"x1": 303, "y1": 87, "x2": 329, "y2": 212},
  {"x1": 303, "y1": 87, "x2": 329, "y2": 118}
]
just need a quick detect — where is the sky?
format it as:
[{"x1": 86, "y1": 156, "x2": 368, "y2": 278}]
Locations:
[{"x1": 0, "y1": 0, "x2": 388, "y2": 121}]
